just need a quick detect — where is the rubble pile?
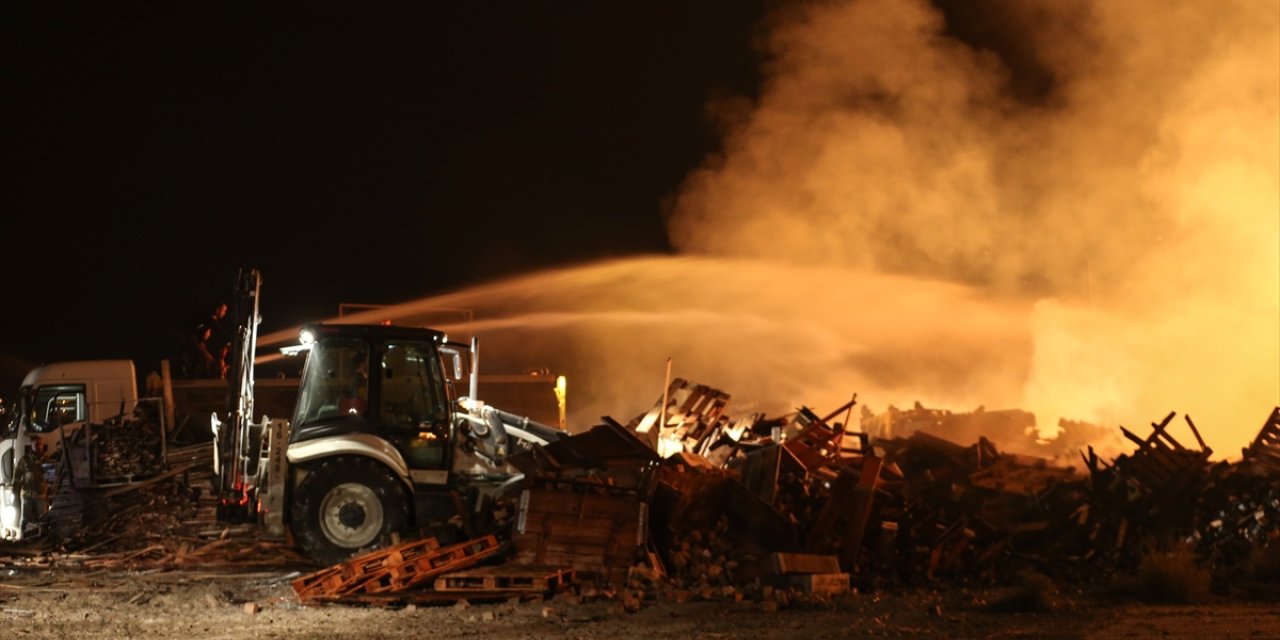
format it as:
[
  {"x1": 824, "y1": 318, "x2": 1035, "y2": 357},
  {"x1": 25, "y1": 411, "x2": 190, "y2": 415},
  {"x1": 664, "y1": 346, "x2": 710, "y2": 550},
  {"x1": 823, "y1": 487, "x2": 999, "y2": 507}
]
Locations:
[
  {"x1": 24, "y1": 442, "x2": 308, "y2": 570},
  {"x1": 288, "y1": 389, "x2": 1279, "y2": 608},
  {"x1": 44, "y1": 405, "x2": 169, "y2": 488},
  {"x1": 598, "y1": 382, "x2": 1280, "y2": 602},
  {"x1": 73, "y1": 472, "x2": 199, "y2": 546},
  {"x1": 81, "y1": 413, "x2": 166, "y2": 480},
  {"x1": 7, "y1": 375, "x2": 1279, "y2": 611}
]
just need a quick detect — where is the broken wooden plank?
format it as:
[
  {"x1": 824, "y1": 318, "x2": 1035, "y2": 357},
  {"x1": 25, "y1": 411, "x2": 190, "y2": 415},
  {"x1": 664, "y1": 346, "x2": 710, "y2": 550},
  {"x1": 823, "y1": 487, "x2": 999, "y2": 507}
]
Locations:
[
  {"x1": 102, "y1": 463, "x2": 196, "y2": 498},
  {"x1": 838, "y1": 455, "x2": 883, "y2": 570}
]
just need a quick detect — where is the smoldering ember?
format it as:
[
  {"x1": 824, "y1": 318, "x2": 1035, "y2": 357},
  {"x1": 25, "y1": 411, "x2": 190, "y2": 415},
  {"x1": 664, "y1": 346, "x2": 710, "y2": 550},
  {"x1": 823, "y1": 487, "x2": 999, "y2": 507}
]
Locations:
[{"x1": 1, "y1": 364, "x2": 1279, "y2": 637}]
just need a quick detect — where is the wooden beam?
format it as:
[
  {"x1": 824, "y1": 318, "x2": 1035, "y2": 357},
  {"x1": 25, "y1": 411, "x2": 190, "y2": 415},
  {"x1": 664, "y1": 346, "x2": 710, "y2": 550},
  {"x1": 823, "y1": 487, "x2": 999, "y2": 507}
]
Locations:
[{"x1": 838, "y1": 455, "x2": 884, "y2": 570}]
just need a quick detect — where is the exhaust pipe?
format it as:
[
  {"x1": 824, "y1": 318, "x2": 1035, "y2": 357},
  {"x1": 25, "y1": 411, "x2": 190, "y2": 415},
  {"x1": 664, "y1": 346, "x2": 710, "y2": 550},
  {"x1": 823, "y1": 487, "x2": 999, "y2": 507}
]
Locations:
[{"x1": 469, "y1": 336, "x2": 479, "y2": 407}]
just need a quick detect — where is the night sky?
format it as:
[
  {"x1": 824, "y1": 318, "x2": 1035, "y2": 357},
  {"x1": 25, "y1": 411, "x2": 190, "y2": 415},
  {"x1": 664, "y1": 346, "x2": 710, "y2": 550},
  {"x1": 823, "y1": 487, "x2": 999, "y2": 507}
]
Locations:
[{"x1": 2, "y1": 2, "x2": 765, "y2": 386}]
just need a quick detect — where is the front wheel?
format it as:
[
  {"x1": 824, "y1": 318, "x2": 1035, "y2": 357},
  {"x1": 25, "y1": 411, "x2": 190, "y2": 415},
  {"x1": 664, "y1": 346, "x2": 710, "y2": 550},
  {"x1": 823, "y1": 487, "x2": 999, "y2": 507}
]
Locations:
[{"x1": 290, "y1": 456, "x2": 410, "y2": 566}]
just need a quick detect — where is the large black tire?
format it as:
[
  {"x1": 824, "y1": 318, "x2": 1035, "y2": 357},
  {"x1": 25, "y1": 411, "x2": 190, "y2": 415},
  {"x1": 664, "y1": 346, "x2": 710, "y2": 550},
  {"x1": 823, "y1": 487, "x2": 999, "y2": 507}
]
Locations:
[{"x1": 290, "y1": 456, "x2": 410, "y2": 566}]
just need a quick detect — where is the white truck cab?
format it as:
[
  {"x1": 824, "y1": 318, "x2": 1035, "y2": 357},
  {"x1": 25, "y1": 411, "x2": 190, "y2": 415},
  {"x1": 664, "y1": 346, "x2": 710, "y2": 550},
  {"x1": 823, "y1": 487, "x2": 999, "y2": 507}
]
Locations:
[
  {"x1": 0, "y1": 360, "x2": 139, "y2": 540},
  {"x1": 19, "y1": 360, "x2": 138, "y2": 434}
]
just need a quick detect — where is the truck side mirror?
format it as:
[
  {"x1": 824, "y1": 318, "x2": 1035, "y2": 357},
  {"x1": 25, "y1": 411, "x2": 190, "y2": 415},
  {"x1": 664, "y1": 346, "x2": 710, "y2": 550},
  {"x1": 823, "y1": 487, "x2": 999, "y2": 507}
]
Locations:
[{"x1": 438, "y1": 346, "x2": 465, "y2": 381}]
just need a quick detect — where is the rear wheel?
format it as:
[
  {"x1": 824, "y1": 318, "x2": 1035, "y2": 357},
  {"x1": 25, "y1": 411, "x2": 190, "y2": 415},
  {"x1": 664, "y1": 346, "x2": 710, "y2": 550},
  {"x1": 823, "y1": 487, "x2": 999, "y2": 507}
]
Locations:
[{"x1": 290, "y1": 456, "x2": 410, "y2": 566}]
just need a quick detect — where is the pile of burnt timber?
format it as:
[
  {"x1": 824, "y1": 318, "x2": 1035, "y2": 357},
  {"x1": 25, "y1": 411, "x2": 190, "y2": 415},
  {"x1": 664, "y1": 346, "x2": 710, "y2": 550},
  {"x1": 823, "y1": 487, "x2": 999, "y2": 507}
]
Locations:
[
  {"x1": 10, "y1": 376, "x2": 1279, "y2": 610},
  {"x1": 598, "y1": 381, "x2": 1280, "y2": 600},
  {"x1": 38, "y1": 409, "x2": 170, "y2": 492},
  {"x1": 81, "y1": 413, "x2": 166, "y2": 482}
]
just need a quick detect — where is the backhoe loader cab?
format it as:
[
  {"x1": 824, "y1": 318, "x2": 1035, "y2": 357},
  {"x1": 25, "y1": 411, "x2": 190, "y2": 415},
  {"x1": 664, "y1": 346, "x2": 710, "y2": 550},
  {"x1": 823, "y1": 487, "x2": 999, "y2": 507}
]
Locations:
[
  {"x1": 279, "y1": 323, "x2": 459, "y2": 564},
  {"x1": 269, "y1": 322, "x2": 567, "y2": 565},
  {"x1": 288, "y1": 323, "x2": 455, "y2": 471}
]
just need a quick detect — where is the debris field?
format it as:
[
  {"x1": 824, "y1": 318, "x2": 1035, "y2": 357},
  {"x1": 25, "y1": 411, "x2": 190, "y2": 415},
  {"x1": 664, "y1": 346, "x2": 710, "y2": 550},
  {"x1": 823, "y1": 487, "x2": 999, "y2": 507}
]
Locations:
[{"x1": 5, "y1": 380, "x2": 1280, "y2": 614}]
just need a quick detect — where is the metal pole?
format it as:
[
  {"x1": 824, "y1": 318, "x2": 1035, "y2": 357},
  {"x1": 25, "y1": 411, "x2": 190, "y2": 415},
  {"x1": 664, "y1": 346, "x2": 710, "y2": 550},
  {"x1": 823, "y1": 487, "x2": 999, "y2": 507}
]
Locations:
[
  {"x1": 660, "y1": 357, "x2": 672, "y2": 432},
  {"x1": 469, "y1": 336, "x2": 480, "y2": 404}
]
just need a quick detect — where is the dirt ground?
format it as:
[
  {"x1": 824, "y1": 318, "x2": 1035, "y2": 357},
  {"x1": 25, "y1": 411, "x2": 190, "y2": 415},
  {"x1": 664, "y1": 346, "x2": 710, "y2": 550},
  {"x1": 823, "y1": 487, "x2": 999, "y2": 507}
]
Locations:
[{"x1": 0, "y1": 564, "x2": 1277, "y2": 639}]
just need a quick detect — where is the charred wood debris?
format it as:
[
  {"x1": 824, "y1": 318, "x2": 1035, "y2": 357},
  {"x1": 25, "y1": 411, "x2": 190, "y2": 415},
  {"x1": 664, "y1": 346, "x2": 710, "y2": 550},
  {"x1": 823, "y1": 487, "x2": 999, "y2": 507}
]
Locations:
[
  {"x1": 4, "y1": 381, "x2": 1280, "y2": 610},
  {"x1": 7, "y1": 405, "x2": 309, "y2": 570}
]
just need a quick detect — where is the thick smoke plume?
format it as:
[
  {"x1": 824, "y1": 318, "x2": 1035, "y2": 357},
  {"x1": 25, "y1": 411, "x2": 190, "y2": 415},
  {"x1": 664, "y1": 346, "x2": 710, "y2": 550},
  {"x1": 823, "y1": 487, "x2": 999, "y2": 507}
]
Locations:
[{"x1": 665, "y1": 0, "x2": 1279, "y2": 454}]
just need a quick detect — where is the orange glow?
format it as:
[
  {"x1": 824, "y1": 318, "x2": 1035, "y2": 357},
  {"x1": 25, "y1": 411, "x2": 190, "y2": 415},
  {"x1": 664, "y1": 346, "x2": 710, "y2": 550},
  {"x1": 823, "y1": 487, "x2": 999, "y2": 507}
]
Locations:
[{"x1": 257, "y1": 0, "x2": 1278, "y2": 457}]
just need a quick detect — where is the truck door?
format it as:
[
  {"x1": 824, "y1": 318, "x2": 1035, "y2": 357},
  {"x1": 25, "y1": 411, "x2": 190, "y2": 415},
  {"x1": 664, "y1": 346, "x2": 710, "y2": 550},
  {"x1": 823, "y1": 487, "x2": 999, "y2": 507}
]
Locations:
[
  {"x1": 25, "y1": 384, "x2": 87, "y2": 457},
  {"x1": 378, "y1": 340, "x2": 451, "y2": 474}
]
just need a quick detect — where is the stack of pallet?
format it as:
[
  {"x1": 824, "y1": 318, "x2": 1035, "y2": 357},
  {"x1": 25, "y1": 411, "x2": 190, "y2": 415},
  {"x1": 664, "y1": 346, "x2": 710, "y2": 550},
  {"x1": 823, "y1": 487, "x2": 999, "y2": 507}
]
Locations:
[{"x1": 288, "y1": 534, "x2": 580, "y2": 606}]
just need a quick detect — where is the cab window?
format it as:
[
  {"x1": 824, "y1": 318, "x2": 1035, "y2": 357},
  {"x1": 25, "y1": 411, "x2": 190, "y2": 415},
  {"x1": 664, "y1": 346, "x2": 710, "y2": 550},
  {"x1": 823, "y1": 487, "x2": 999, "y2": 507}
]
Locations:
[
  {"x1": 27, "y1": 385, "x2": 86, "y2": 433},
  {"x1": 292, "y1": 339, "x2": 369, "y2": 425}
]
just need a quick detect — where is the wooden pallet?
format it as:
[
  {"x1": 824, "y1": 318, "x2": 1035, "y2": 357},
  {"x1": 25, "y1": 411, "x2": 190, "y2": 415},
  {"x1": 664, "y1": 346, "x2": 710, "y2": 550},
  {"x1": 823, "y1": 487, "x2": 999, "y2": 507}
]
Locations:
[
  {"x1": 350, "y1": 535, "x2": 500, "y2": 595},
  {"x1": 433, "y1": 564, "x2": 575, "y2": 595},
  {"x1": 292, "y1": 535, "x2": 499, "y2": 602},
  {"x1": 292, "y1": 535, "x2": 442, "y2": 601},
  {"x1": 1244, "y1": 407, "x2": 1280, "y2": 472},
  {"x1": 1117, "y1": 412, "x2": 1211, "y2": 502}
]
